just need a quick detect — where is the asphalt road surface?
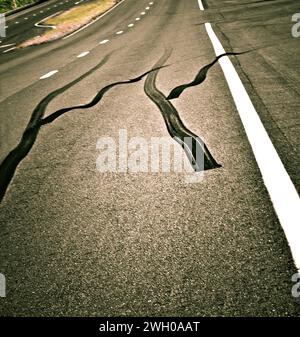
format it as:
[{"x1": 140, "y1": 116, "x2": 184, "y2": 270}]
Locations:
[{"x1": 0, "y1": 0, "x2": 300, "y2": 316}]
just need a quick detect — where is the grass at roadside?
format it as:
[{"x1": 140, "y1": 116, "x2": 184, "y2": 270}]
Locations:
[{"x1": 19, "y1": 0, "x2": 117, "y2": 47}]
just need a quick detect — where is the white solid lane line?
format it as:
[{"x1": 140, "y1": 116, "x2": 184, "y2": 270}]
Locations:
[
  {"x1": 0, "y1": 43, "x2": 15, "y2": 49},
  {"x1": 77, "y1": 51, "x2": 90, "y2": 58},
  {"x1": 197, "y1": 0, "x2": 205, "y2": 11},
  {"x1": 116, "y1": 30, "x2": 123, "y2": 34},
  {"x1": 40, "y1": 70, "x2": 58, "y2": 79},
  {"x1": 2, "y1": 47, "x2": 16, "y2": 53},
  {"x1": 35, "y1": 11, "x2": 60, "y2": 29},
  {"x1": 99, "y1": 39, "x2": 109, "y2": 44},
  {"x1": 204, "y1": 22, "x2": 300, "y2": 270}
]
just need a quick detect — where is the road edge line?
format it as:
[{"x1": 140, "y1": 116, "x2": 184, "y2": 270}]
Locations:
[{"x1": 203, "y1": 22, "x2": 300, "y2": 270}]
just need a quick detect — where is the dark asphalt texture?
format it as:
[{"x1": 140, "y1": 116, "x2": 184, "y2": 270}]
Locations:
[{"x1": 0, "y1": 0, "x2": 300, "y2": 316}]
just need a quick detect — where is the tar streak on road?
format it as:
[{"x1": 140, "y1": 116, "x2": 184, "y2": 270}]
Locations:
[{"x1": 145, "y1": 49, "x2": 221, "y2": 172}]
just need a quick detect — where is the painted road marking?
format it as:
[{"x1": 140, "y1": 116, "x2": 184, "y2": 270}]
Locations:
[
  {"x1": 0, "y1": 43, "x2": 15, "y2": 49},
  {"x1": 116, "y1": 30, "x2": 123, "y2": 34},
  {"x1": 204, "y1": 21, "x2": 300, "y2": 270},
  {"x1": 2, "y1": 47, "x2": 16, "y2": 53},
  {"x1": 141, "y1": 12, "x2": 146, "y2": 15},
  {"x1": 145, "y1": 7, "x2": 150, "y2": 10},
  {"x1": 35, "y1": 12, "x2": 60, "y2": 29},
  {"x1": 77, "y1": 51, "x2": 90, "y2": 57},
  {"x1": 40, "y1": 70, "x2": 58, "y2": 79},
  {"x1": 128, "y1": 23, "x2": 134, "y2": 27},
  {"x1": 197, "y1": 0, "x2": 204, "y2": 11},
  {"x1": 99, "y1": 39, "x2": 109, "y2": 44},
  {"x1": 135, "y1": 17, "x2": 140, "y2": 21}
]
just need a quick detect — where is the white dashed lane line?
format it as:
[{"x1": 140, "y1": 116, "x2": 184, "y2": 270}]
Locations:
[
  {"x1": 99, "y1": 39, "x2": 109, "y2": 44},
  {"x1": 40, "y1": 70, "x2": 58, "y2": 79},
  {"x1": 77, "y1": 51, "x2": 90, "y2": 58},
  {"x1": 13, "y1": 1, "x2": 155, "y2": 80}
]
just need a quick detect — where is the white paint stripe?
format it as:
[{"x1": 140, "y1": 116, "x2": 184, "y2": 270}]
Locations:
[
  {"x1": 128, "y1": 23, "x2": 134, "y2": 27},
  {"x1": 135, "y1": 17, "x2": 140, "y2": 21},
  {"x1": 0, "y1": 43, "x2": 15, "y2": 49},
  {"x1": 77, "y1": 51, "x2": 89, "y2": 57},
  {"x1": 197, "y1": 0, "x2": 204, "y2": 11},
  {"x1": 63, "y1": 0, "x2": 127, "y2": 39},
  {"x1": 99, "y1": 39, "x2": 109, "y2": 44},
  {"x1": 141, "y1": 12, "x2": 146, "y2": 15},
  {"x1": 116, "y1": 30, "x2": 123, "y2": 34},
  {"x1": 2, "y1": 47, "x2": 16, "y2": 53},
  {"x1": 145, "y1": 7, "x2": 150, "y2": 10},
  {"x1": 40, "y1": 70, "x2": 58, "y2": 79},
  {"x1": 204, "y1": 22, "x2": 300, "y2": 270},
  {"x1": 35, "y1": 11, "x2": 60, "y2": 29}
]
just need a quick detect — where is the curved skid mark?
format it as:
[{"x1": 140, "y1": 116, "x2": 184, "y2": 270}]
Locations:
[
  {"x1": 144, "y1": 49, "x2": 221, "y2": 172},
  {"x1": 0, "y1": 57, "x2": 167, "y2": 202},
  {"x1": 167, "y1": 51, "x2": 247, "y2": 100},
  {"x1": 40, "y1": 66, "x2": 168, "y2": 125},
  {"x1": 0, "y1": 52, "x2": 113, "y2": 202}
]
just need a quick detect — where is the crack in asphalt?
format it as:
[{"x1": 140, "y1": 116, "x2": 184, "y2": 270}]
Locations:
[
  {"x1": 167, "y1": 52, "x2": 246, "y2": 100},
  {"x1": 144, "y1": 49, "x2": 221, "y2": 172},
  {"x1": 0, "y1": 52, "x2": 167, "y2": 202}
]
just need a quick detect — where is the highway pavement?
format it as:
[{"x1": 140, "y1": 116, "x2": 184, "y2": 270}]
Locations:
[{"x1": 0, "y1": 0, "x2": 300, "y2": 316}]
